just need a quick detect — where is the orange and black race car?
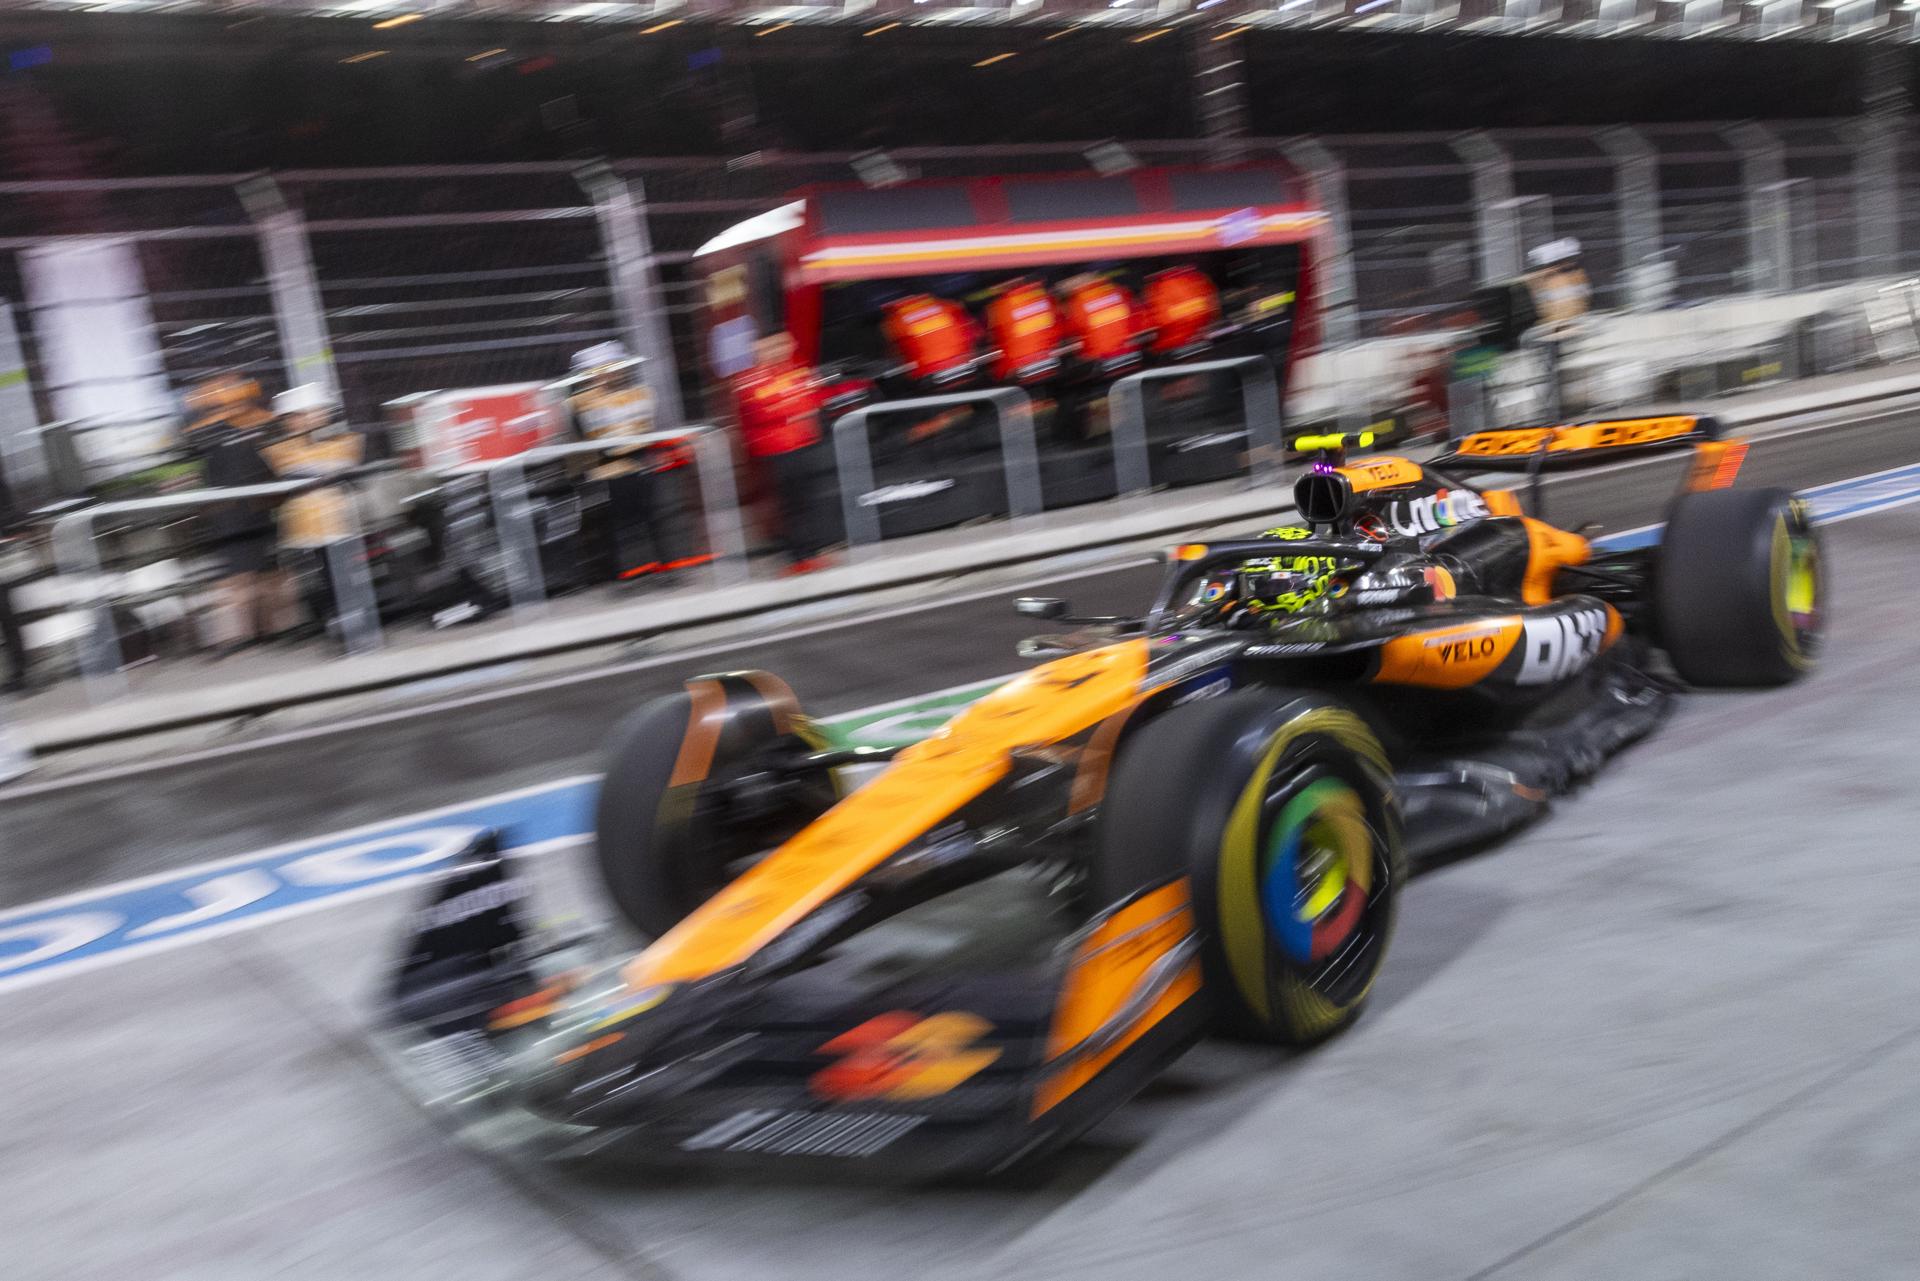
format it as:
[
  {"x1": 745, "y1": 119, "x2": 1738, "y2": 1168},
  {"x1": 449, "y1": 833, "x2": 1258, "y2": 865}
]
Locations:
[{"x1": 382, "y1": 416, "x2": 1823, "y2": 1174}]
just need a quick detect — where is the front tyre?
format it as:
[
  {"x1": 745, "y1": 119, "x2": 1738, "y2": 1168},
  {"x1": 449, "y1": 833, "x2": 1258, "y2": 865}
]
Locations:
[
  {"x1": 594, "y1": 671, "x2": 835, "y2": 940},
  {"x1": 1096, "y1": 690, "x2": 1405, "y2": 1046},
  {"x1": 1656, "y1": 486, "x2": 1823, "y2": 687}
]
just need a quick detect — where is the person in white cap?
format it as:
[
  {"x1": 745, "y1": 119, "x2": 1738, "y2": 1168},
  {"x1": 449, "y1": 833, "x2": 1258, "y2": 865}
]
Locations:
[
  {"x1": 566, "y1": 343, "x2": 705, "y2": 582},
  {"x1": 1524, "y1": 238, "x2": 1591, "y2": 336}
]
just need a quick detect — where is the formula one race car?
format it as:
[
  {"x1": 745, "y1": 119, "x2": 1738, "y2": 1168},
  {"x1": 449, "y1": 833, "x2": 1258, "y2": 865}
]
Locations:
[{"x1": 383, "y1": 415, "x2": 1823, "y2": 1175}]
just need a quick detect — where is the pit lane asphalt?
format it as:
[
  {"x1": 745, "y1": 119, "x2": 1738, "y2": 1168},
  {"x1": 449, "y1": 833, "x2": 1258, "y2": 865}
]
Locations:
[
  {"x1": 4, "y1": 392, "x2": 1919, "y2": 911},
  {"x1": 2, "y1": 500, "x2": 1916, "y2": 1281}
]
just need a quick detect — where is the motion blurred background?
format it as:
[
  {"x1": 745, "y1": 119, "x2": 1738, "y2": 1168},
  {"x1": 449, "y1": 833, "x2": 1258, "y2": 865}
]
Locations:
[
  {"x1": 6, "y1": 6, "x2": 1920, "y2": 1281},
  {"x1": 4, "y1": 0, "x2": 1920, "y2": 735}
]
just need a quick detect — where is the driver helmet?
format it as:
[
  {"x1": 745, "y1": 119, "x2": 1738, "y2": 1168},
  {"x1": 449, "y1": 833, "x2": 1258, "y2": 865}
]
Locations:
[{"x1": 1191, "y1": 525, "x2": 1348, "y2": 617}]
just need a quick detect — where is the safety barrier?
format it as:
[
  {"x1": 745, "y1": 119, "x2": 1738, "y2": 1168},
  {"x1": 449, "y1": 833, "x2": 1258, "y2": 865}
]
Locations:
[
  {"x1": 437, "y1": 428, "x2": 748, "y2": 622},
  {"x1": 1106, "y1": 356, "x2": 1287, "y2": 494},
  {"x1": 48, "y1": 479, "x2": 384, "y2": 704},
  {"x1": 830, "y1": 388, "x2": 1040, "y2": 552},
  {"x1": 0, "y1": 711, "x2": 25, "y2": 782}
]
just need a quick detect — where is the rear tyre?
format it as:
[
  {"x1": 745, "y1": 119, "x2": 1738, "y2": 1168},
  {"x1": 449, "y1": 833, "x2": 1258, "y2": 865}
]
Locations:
[
  {"x1": 594, "y1": 672, "x2": 835, "y2": 940},
  {"x1": 1656, "y1": 486, "x2": 1823, "y2": 687},
  {"x1": 1096, "y1": 690, "x2": 1405, "y2": 1046}
]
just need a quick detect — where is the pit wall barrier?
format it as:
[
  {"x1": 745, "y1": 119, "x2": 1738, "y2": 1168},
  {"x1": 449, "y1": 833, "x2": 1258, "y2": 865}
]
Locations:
[{"x1": 26, "y1": 432, "x2": 749, "y2": 706}]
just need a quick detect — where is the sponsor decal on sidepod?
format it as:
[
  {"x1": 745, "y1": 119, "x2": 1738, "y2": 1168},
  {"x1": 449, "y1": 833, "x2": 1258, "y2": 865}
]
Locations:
[
  {"x1": 1517, "y1": 607, "x2": 1609, "y2": 685},
  {"x1": 1386, "y1": 489, "x2": 1489, "y2": 538}
]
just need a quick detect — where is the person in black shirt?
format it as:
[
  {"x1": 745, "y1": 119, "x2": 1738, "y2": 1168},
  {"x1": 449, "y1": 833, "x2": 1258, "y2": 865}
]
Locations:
[{"x1": 182, "y1": 374, "x2": 293, "y2": 654}]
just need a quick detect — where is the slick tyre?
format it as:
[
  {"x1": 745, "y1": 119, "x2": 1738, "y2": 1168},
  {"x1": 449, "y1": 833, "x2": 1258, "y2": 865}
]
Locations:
[
  {"x1": 1096, "y1": 690, "x2": 1405, "y2": 1047},
  {"x1": 595, "y1": 671, "x2": 835, "y2": 940},
  {"x1": 1656, "y1": 486, "x2": 1823, "y2": 687}
]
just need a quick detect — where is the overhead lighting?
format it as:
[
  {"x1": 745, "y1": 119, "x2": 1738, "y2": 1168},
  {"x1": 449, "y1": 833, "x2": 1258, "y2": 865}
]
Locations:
[
  {"x1": 340, "y1": 50, "x2": 388, "y2": 63},
  {"x1": 864, "y1": 20, "x2": 901, "y2": 34},
  {"x1": 640, "y1": 18, "x2": 681, "y2": 33},
  {"x1": 465, "y1": 47, "x2": 506, "y2": 60},
  {"x1": 1211, "y1": 23, "x2": 1251, "y2": 38},
  {"x1": 755, "y1": 21, "x2": 792, "y2": 36},
  {"x1": 974, "y1": 51, "x2": 1018, "y2": 66},
  {"x1": 371, "y1": 11, "x2": 421, "y2": 28},
  {"x1": 1132, "y1": 25, "x2": 1175, "y2": 40}
]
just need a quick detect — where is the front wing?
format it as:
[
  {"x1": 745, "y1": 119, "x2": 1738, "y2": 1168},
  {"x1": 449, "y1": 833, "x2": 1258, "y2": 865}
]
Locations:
[{"x1": 378, "y1": 844, "x2": 1210, "y2": 1177}]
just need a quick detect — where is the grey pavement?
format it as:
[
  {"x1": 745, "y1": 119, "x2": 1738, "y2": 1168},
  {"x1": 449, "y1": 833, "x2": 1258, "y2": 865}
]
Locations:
[{"x1": 1, "y1": 504, "x2": 1917, "y2": 1280}]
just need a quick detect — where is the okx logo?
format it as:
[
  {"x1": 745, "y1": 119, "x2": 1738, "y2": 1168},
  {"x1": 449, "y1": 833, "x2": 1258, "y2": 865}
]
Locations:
[{"x1": 1518, "y1": 607, "x2": 1609, "y2": 685}]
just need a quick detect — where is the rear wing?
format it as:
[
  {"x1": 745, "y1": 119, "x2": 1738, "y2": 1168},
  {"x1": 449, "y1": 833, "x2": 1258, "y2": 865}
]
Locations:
[{"x1": 1434, "y1": 414, "x2": 1721, "y2": 471}]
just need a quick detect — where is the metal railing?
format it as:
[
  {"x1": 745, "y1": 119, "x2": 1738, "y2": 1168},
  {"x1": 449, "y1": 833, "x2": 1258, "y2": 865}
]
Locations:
[
  {"x1": 1107, "y1": 356, "x2": 1287, "y2": 494},
  {"x1": 830, "y1": 388, "x2": 1040, "y2": 552},
  {"x1": 48, "y1": 479, "x2": 383, "y2": 704},
  {"x1": 436, "y1": 428, "x2": 748, "y2": 622}
]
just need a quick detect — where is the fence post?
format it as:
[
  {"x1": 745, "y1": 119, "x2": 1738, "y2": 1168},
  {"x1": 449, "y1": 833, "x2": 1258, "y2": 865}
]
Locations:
[
  {"x1": 0, "y1": 699, "x2": 28, "y2": 783},
  {"x1": 1277, "y1": 137, "x2": 1361, "y2": 349},
  {"x1": 577, "y1": 162, "x2": 686, "y2": 434},
  {"x1": 1451, "y1": 132, "x2": 1520, "y2": 286},
  {"x1": 236, "y1": 176, "x2": 340, "y2": 402},
  {"x1": 49, "y1": 510, "x2": 128, "y2": 705},
  {"x1": 1722, "y1": 123, "x2": 1790, "y2": 295},
  {"x1": 0, "y1": 301, "x2": 43, "y2": 500},
  {"x1": 1193, "y1": 26, "x2": 1251, "y2": 166},
  {"x1": 485, "y1": 458, "x2": 550, "y2": 624},
  {"x1": 1596, "y1": 127, "x2": 1664, "y2": 283},
  {"x1": 1850, "y1": 116, "x2": 1900, "y2": 281}
]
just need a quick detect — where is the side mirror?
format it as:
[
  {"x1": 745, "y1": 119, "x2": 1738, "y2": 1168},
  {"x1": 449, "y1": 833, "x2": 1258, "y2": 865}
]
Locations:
[{"x1": 1014, "y1": 596, "x2": 1069, "y2": 620}]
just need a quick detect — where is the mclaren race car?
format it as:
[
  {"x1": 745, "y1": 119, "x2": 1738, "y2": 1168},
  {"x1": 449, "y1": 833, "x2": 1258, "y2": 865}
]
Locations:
[{"x1": 384, "y1": 415, "x2": 1824, "y2": 1174}]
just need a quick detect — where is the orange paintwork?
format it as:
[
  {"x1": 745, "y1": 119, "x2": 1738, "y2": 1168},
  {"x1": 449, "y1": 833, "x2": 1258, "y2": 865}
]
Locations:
[
  {"x1": 555, "y1": 1032, "x2": 624, "y2": 1065},
  {"x1": 667, "y1": 678, "x2": 727, "y2": 788},
  {"x1": 1337, "y1": 456, "x2": 1425, "y2": 493},
  {"x1": 1452, "y1": 415, "x2": 1701, "y2": 460},
  {"x1": 1371, "y1": 617, "x2": 1525, "y2": 690},
  {"x1": 1685, "y1": 439, "x2": 1750, "y2": 493},
  {"x1": 1519, "y1": 517, "x2": 1592, "y2": 606},
  {"x1": 1032, "y1": 879, "x2": 1203, "y2": 1117},
  {"x1": 623, "y1": 640, "x2": 1154, "y2": 989},
  {"x1": 1481, "y1": 488, "x2": 1524, "y2": 517},
  {"x1": 1069, "y1": 694, "x2": 1151, "y2": 815}
]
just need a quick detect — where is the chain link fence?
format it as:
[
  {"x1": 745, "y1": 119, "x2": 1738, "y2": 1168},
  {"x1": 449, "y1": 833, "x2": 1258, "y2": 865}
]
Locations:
[{"x1": 0, "y1": 122, "x2": 1901, "y2": 449}]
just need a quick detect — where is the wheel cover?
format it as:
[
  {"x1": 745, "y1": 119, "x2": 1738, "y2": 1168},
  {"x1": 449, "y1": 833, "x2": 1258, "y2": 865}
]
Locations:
[
  {"x1": 1260, "y1": 777, "x2": 1373, "y2": 965},
  {"x1": 1770, "y1": 506, "x2": 1822, "y2": 668}
]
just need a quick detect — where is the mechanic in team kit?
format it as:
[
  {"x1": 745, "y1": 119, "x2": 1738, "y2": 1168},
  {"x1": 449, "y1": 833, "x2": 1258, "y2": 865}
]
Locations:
[{"x1": 734, "y1": 331, "x2": 838, "y2": 574}]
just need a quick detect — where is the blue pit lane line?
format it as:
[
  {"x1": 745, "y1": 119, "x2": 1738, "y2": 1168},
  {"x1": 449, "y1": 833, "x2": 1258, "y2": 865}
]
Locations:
[{"x1": 6, "y1": 461, "x2": 1920, "y2": 994}]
